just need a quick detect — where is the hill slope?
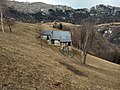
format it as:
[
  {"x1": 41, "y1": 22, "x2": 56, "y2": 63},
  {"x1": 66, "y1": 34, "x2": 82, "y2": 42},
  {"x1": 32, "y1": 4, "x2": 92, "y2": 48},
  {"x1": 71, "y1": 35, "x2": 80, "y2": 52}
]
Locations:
[{"x1": 0, "y1": 22, "x2": 120, "y2": 90}]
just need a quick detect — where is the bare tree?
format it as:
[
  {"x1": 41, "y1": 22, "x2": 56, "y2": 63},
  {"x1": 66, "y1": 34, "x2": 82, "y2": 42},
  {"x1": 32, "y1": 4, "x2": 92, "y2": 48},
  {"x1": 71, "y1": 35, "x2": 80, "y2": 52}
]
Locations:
[
  {"x1": 0, "y1": 0, "x2": 8, "y2": 33},
  {"x1": 0, "y1": 0, "x2": 14, "y2": 32},
  {"x1": 4, "y1": 1, "x2": 15, "y2": 32},
  {"x1": 79, "y1": 19, "x2": 95, "y2": 64},
  {"x1": 6, "y1": 18, "x2": 15, "y2": 32}
]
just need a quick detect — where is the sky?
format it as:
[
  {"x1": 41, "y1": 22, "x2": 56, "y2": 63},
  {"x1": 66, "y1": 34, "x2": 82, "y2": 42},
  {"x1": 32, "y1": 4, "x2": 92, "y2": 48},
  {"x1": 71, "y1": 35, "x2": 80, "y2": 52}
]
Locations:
[{"x1": 14, "y1": 0, "x2": 120, "y2": 9}]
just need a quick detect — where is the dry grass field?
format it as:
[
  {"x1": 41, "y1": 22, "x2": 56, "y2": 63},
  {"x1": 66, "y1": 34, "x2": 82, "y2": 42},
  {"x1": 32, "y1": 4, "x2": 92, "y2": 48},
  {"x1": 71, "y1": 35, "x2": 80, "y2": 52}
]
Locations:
[{"x1": 0, "y1": 22, "x2": 120, "y2": 90}]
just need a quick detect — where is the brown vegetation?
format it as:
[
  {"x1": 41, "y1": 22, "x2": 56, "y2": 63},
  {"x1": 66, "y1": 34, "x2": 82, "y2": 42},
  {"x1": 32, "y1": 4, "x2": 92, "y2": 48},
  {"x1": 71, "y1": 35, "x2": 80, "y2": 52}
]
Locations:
[{"x1": 0, "y1": 22, "x2": 120, "y2": 90}]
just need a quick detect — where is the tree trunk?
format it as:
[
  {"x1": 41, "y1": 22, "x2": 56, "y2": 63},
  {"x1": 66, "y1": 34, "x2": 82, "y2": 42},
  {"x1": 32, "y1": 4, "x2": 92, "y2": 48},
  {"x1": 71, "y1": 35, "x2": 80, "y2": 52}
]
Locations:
[
  {"x1": 83, "y1": 53, "x2": 87, "y2": 64},
  {"x1": 83, "y1": 54, "x2": 87, "y2": 64},
  {"x1": 8, "y1": 25, "x2": 12, "y2": 32},
  {"x1": 39, "y1": 24, "x2": 42, "y2": 48},
  {"x1": 1, "y1": 10, "x2": 4, "y2": 33}
]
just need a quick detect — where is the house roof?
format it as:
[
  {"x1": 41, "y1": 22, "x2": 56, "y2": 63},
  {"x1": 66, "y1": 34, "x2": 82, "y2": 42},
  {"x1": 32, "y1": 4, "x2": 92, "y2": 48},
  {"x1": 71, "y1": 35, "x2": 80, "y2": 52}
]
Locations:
[
  {"x1": 51, "y1": 31, "x2": 72, "y2": 42},
  {"x1": 41, "y1": 30, "x2": 72, "y2": 42},
  {"x1": 41, "y1": 30, "x2": 53, "y2": 35}
]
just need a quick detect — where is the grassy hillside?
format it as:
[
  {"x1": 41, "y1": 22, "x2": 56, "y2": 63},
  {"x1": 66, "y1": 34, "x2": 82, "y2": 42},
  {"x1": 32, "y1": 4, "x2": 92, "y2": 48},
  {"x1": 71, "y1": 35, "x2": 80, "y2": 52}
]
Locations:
[{"x1": 0, "y1": 22, "x2": 120, "y2": 90}]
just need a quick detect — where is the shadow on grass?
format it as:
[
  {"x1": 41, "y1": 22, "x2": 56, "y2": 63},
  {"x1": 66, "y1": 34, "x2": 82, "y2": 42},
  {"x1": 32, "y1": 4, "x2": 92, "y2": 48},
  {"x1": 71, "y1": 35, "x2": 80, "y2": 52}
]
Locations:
[
  {"x1": 70, "y1": 59, "x2": 104, "y2": 72},
  {"x1": 59, "y1": 61, "x2": 87, "y2": 77},
  {"x1": 84, "y1": 64, "x2": 109, "y2": 73},
  {"x1": 71, "y1": 59, "x2": 112, "y2": 76},
  {"x1": 72, "y1": 60, "x2": 106, "y2": 72}
]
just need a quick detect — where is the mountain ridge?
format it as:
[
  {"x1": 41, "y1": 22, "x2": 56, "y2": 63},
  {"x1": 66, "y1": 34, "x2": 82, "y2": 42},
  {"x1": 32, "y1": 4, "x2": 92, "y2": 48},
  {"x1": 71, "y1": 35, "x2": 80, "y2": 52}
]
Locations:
[
  {"x1": 8, "y1": 1, "x2": 73, "y2": 14},
  {"x1": 7, "y1": 1, "x2": 120, "y2": 24}
]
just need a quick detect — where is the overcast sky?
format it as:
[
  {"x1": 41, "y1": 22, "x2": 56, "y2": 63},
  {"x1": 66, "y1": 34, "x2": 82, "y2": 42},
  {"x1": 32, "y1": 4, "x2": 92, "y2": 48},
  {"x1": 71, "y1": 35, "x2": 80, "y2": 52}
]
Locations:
[{"x1": 14, "y1": 0, "x2": 120, "y2": 8}]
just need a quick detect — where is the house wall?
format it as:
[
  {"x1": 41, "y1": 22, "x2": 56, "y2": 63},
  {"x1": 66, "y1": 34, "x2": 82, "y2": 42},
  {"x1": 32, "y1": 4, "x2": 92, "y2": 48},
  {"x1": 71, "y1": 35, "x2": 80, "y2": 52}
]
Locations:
[
  {"x1": 51, "y1": 40, "x2": 72, "y2": 46},
  {"x1": 60, "y1": 42, "x2": 72, "y2": 46},
  {"x1": 41, "y1": 35, "x2": 50, "y2": 40},
  {"x1": 41, "y1": 35, "x2": 47, "y2": 40},
  {"x1": 54, "y1": 40, "x2": 61, "y2": 46}
]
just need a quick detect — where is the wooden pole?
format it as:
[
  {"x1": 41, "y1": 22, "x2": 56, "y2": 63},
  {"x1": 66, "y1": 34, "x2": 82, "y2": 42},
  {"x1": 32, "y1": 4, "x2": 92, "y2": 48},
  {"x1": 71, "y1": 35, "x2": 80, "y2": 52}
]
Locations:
[{"x1": 1, "y1": 10, "x2": 4, "y2": 33}]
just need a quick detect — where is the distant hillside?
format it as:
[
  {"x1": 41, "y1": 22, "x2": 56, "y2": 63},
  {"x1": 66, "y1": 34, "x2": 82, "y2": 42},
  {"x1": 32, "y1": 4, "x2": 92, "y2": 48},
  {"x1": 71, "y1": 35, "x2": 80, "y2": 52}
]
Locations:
[
  {"x1": 96, "y1": 23, "x2": 120, "y2": 47},
  {"x1": 7, "y1": 1, "x2": 120, "y2": 24},
  {"x1": 0, "y1": 22, "x2": 120, "y2": 90},
  {"x1": 8, "y1": 1, "x2": 73, "y2": 14}
]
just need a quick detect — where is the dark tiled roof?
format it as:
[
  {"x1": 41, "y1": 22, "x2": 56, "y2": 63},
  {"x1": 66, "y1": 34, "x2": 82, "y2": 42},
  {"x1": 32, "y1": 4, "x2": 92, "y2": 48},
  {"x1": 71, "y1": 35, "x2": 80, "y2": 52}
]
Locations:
[{"x1": 41, "y1": 30, "x2": 53, "y2": 35}]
